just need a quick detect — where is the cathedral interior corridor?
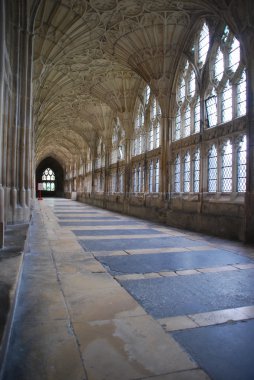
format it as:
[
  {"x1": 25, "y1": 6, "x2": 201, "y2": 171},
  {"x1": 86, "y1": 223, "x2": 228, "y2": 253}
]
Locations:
[{"x1": 1, "y1": 0, "x2": 254, "y2": 379}]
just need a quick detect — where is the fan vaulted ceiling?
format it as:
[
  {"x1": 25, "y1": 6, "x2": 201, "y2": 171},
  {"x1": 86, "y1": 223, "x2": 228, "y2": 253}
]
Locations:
[{"x1": 32, "y1": 0, "x2": 238, "y2": 167}]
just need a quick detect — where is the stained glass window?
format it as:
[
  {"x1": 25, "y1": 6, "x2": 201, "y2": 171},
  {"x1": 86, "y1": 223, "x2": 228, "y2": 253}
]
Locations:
[
  {"x1": 208, "y1": 145, "x2": 217, "y2": 192},
  {"x1": 174, "y1": 155, "x2": 181, "y2": 192},
  {"x1": 237, "y1": 135, "x2": 247, "y2": 192},
  {"x1": 221, "y1": 140, "x2": 233, "y2": 192},
  {"x1": 41, "y1": 168, "x2": 55, "y2": 192},
  {"x1": 183, "y1": 152, "x2": 191, "y2": 192}
]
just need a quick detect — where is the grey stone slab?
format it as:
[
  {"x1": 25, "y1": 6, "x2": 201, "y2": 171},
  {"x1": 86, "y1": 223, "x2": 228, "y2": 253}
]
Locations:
[
  {"x1": 73, "y1": 228, "x2": 161, "y2": 236},
  {"x1": 97, "y1": 250, "x2": 251, "y2": 275},
  {"x1": 120, "y1": 269, "x2": 254, "y2": 318},
  {"x1": 79, "y1": 236, "x2": 205, "y2": 252},
  {"x1": 55, "y1": 213, "x2": 120, "y2": 219},
  {"x1": 172, "y1": 319, "x2": 254, "y2": 380},
  {"x1": 2, "y1": 320, "x2": 86, "y2": 380}
]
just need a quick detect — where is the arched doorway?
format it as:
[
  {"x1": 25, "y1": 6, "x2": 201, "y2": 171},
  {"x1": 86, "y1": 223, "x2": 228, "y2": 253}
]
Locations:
[{"x1": 36, "y1": 157, "x2": 64, "y2": 197}]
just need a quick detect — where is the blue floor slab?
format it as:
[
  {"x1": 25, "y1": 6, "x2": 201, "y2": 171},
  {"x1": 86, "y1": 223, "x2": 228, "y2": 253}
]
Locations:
[
  {"x1": 79, "y1": 236, "x2": 205, "y2": 251},
  {"x1": 73, "y1": 228, "x2": 161, "y2": 236},
  {"x1": 120, "y1": 269, "x2": 254, "y2": 318},
  {"x1": 97, "y1": 250, "x2": 251, "y2": 274},
  {"x1": 172, "y1": 320, "x2": 254, "y2": 380}
]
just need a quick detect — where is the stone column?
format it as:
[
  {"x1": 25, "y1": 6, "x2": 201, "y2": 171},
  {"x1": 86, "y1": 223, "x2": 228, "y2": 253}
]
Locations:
[
  {"x1": 25, "y1": 32, "x2": 34, "y2": 210},
  {"x1": 0, "y1": 0, "x2": 6, "y2": 246},
  {"x1": 18, "y1": 24, "x2": 29, "y2": 214},
  {"x1": 244, "y1": 33, "x2": 254, "y2": 242}
]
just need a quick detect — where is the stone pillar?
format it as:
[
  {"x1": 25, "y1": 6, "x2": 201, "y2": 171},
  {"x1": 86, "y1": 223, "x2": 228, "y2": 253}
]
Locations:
[
  {"x1": 25, "y1": 32, "x2": 34, "y2": 210},
  {"x1": 19, "y1": 25, "x2": 30, "y2": 217},
  {"x1": 0, "y1": 0, "x2": 6, "y2": 246},
  {"x1": 244, "y1": 33, "x2": 254, "y2": 242}
]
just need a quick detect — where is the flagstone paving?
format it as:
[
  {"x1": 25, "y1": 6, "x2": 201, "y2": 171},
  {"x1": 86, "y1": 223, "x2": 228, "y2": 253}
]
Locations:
[{"x1": 1, "y1": 198, "x2": 254, "y2": 380}]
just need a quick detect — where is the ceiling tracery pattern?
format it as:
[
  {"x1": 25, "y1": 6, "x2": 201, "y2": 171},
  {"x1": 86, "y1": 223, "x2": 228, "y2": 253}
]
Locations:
[{"x1": 32, "y1": 0, "x2": 241, "y2": 166}]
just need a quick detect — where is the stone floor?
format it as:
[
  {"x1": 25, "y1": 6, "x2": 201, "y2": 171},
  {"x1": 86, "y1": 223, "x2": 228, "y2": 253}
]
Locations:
[{"x1": 1, "y1": 198, "x2": 254, "y2": 380}]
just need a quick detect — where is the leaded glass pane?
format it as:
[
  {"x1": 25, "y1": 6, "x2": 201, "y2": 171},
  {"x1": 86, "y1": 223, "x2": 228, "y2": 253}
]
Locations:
[
  {"x1": 214, "y1": 48, "x2": 224, "y2": 82},
  {"x1": 179, "y1": 78, "x2": 185, "y2": 103},
  {"x1": 206, "y1": 94, "x2": 217, "y2": 128},
  {"x1": 152, "y1": 99, "x2": 157, "y2": 119},
  {"x1": 174, "y1": 155, "x2": 181, "y2": 192},
  {"x1": 221, "y1": 82, "x2": 232, "y2": 123},
  {"x1": 183, "y1": 152, "x2": 190, "y2": 192},
  {"x1": 155, "y1": 123, "x2": 160, "y2": 148},
  {"x1": 237, "y1": 135, "x2": 247, "y2": 192},
  {"x1": 193, "y1": 149, "x2": 200, "y2": 192},
  {"x1": 175, "y1": 109, "x2": 181, "y2": 140},
  {"x1": 155, "y1": 159, "x2": 159, "y2": 192},
  {"x1": 43, "y1": 182, "x2": 46, "y2": 190},
  {"x1": 133, "y1": 167, "x2": 136, "y2": 192},
  {"x1": 237, "y1": 71, "x2": 246, "y2": 117},
  {"x1": 198, "y1": 23, "x2": 209, "y2": 66},
  {"x1": 221, "y1": 140, "x2": 232, "y2": 192},
  {"x1": 145, "y1": 85, "x2": 151, "y2": 105},
  {"x1": 149, "y1": 161, "x2": 153, "y2": 192},
  {"x1": 194, "y1": 98, "x2": 200, "y2": 133},
  {"x1": 229, "y1": 37, "x2": 240, "y2": 72},
  {"x1": 208, "y1": 145, "x2": 217, "y2": 192},
  {"x1": 189, "y1": 71, "x2": 196, "y2": 97},
  {"x1": 184, "y1": 105, "x2": 191, "y2": 137},
  {"x1": 149, "y1": 127, "x2": 153, "y2": 150},
  {"x1": 137, "y1": 164, "x2": 141, "y2": 192}
]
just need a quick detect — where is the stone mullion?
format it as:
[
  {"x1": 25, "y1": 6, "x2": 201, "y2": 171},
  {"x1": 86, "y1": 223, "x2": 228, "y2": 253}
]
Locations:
[{"x1": 160, "y1": 116, "x2": 169, "y2": 198}]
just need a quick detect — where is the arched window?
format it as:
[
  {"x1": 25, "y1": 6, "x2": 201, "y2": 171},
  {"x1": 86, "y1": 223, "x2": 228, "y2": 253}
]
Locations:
[
  {"x1": 205, "y1": 26, "x2": 245, "y2": 127},
  {"x1": 208, "y1": 145, "x2": 217, "y2": 192},
  {"x1": 174, "y1": 155, "x2": 181, "y2": 192},
  {"x1": 237, "y1": 135, "x2": 247, "y2": 192},
  {"x1": 42, "y1": 168, "x2": 55, "y2": 191},
  {"x1": 221, "y1": 140, "x2": 233, "y2": 192}
]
